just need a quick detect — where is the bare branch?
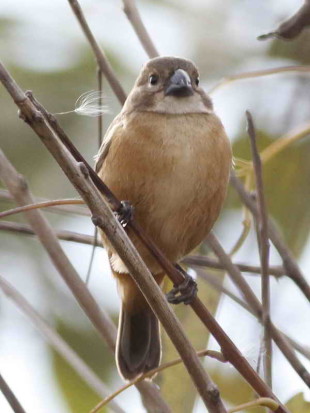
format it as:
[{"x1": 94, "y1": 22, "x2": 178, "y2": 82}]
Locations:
[
  {"x1": 122, "y1": 0, "x2": 159, "y2": 58},
  {"x1": 0, "y1": 373, "x2": 26, "y2": 413},
  {"x1": 0, "y1": 188, "x2": 90, "y2": 216},
  {"x1": 183, "y1": 255, "x2": 285, "y2": 278},
  {"x1": 208, "y1": 65, "x2": 310, "y2": 95},
  {"x1": 196, "y1": 268, "x2": 310, "y2": 362},
  {"x1": 230, "y1": 172, "x2": 310, "y2": 303},
  {"x1": 67, "y1": 0, "x2": 127, "y2": 104},
  {"x1": 0, "y1": 199, "x2": 84, "y2": 219},
  {"x1": 0, "y1": 276, "x2": 124, "y2": 413},
  {"x1": 206, "y1": 232, "x2": 310, "y2": 389},
  {"x1": 258, "y1": 0, "x2": 310, "y2": 41},
  {"x1": 228, "y1": 397, "x2": 279, "y2": 413},
  {"x1": 246, "y1": 111, "x2": 272, "y2": 387}
]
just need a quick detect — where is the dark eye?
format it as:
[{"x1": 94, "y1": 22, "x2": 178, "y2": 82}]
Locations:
[
  {"x1": 149, "y1": 74, "x2": 159, "y2": 85},
  {"x1": 195, "y1": 77, "x2": 200, "y2": 86}
]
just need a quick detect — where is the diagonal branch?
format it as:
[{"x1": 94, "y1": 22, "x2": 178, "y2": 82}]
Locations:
[
  {"x1": 0, "y1": 199, "x2": 84, "y2": 219},
  {"x1": 122, "y1": 0, "x2": 159, "y2": 58},
  {"x1": 246, "y1": 111, "x2": 272, "y2": 387},
  {"x1": 67, "y1": 0, "x2": 127, "y2": 104},
  {"x1": 0, "y1": 189, "x2": 90, "y2": 216},
  {"x1": 0, "y1": 373, "x2": 26, "y2": 413},
  {"x1": 0, "y1": 276, "x2": 125, "y2": 413},
  {"x1": 206, "y1": 232, "x2": 310, "y2": 389}
]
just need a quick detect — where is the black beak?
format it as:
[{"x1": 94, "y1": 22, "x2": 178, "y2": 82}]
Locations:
[{"x1": 165, "y1": 69, "x2": 193, "y2": 97}]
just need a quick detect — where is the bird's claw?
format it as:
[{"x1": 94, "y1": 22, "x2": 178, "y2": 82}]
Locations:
[
  {"x1": 115, "y1": 201, "x2": 134, "y2": 228},
  {"x1": 166, "y1": 272, "x2": 198, "y2": 305}
]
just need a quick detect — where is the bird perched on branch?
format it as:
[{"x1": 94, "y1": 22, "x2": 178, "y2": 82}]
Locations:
[{"x1": 95, "y1": 56, "x2": 232, "y2": 380}]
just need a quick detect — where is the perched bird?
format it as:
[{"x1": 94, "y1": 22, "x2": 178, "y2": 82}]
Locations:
[{"x1": 95, "y1": 56, "x2": 232, "y2": 380}]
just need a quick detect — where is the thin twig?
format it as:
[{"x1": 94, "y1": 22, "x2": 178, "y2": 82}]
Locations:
[
  {"x1": 183, "y1": 255, "x2": 285, "y2": 278},
  {"x1": 206, "y1": 232, "x2": 310, "y2": 389},
  {"x1": 0, "y1": 62, "x2": 290, "y2": 413},
  {"x1": 228, "y1": 398, "x2": 279, "y2": 413},
  {"x1": 0, "y1": 188, "x2": 90, "y2": 216},
  {"x1": 0, "y1": 373, "x2": 26, "y2": 413},
  {"x1": 246, "y1": 111, "x2": 272, "y2": 387},
  {"x1": 0, "y1": 220, "x2": 99, "y2": 246},
  {"x1": 67, "y1": 0, "x2": 127, "y2": 104},
  {"x1": 230, "y1": 172, "x2": 310, "y2": 302},
  {"x1": 91, "y1": 349, "x2": 226, "y2": 413},
  {"x1": 122, "y1": 0, "x2": 159, "y2": 58},
  {"x1": 0, "y1": 199, "x2": 84, "y2": 219},
  {"x1": 0, "y1": 276, "x2": 125, "y2": 413},
  {"x1": 209, "y1": 65, "x2": 310, "y2": 94}
]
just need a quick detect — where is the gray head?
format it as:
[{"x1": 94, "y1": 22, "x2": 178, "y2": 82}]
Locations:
[{"x1": 123, "y1": 56, "x2": 213, "y2": 115}]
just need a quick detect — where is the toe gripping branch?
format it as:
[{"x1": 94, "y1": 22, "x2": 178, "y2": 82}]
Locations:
[
  {"x1": 115, "y1": 201, "x2": 134, "y2": 228},
  {"x1": 166, "y1": 265, "x2": 198, "y2": 305}
]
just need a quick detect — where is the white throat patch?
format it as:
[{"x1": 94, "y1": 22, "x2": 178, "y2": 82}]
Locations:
[{"x1": 150, "y1": 94, "x2": 213, "y2": 115}]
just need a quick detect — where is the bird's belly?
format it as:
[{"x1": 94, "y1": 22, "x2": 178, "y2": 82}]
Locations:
[{"x1": 99, "y1": 113, "x2": 231, "y2": 274}]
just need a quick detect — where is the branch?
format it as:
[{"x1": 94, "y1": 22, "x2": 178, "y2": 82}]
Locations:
[
  {"x1": 246, "y1": 111, "x2": 272, "y2": 387},
  {"x1": 122, "y1": 0, "x2": 159, "y2": 58},
  {"x1": 258, "y1": 0, "x2": 310, "y2": 40},
  {"x1": 0, "y1": 373, "x2": 26, "y2": 413},
  {"x1": 228, "y1": 398, "x2": 278, "y2": 413},
  {"x1": 206, "y1": 232, "x2": 310, "y2": 389},
  {"x1": 0, "y1": 276, "x2": 124, "y2": 413},
  {"x1": 230, "y1": 172, "x2": 310, "y2": 302},
  {"x1": 0, "y1": 199, "x2": 84, "y2": 219},
  {"x1": 196, "y1": 268, "x2": 310, "y2": 362},
  {"x1": 0, "y1": 62, "x2": 290, "y2": 413},
  {"x1": 208, "y1": 65, "x2": 310, "y2": 94},
  {"x1": 0, "y1": 189, "x2": 90, "y2": 216},
  {"x1": 0, "y1": 151, "x2": 169, "y2": 413},
  {"x1": 183, "y1": 255, "x2": 285, "y2": 278},
  {"x1": 67, "y1": 0, "x2": 127, "y2": 104}
]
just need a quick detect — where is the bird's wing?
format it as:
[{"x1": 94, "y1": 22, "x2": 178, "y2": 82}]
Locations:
[{"x1": 94, "y1": 113, "x2": 123, "y2": 172}]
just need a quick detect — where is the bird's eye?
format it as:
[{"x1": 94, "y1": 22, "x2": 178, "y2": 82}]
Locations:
[
  {"x1": 195, "y1": 77, "x2": 200, "y2": 86},
  {"x1": 149, "y1": 74, "x2": 159, "y2": 85}
]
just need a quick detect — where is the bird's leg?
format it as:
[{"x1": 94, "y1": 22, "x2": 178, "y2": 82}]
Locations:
[
  {"x1": 115, "y1": 200, "x2": 134, "y2": 228},
  {"x1": 166, "y1": 264, "x2": 198, "y2": 305}
]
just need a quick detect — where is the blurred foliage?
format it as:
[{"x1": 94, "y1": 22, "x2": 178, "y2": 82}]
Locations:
[
  {"x1": 229, "y1": 131, "x2": 310, "y2": 256},
  {"x1": 51, "y1": 320, "x2": 114, "y2": 413},
  {"x1": 286, "y1": 392, "x2": 310, "y2": 412}
]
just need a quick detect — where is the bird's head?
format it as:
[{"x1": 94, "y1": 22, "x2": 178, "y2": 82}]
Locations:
[{"x1": 123, "y1": 56, "x2": 213, "y2": 115}]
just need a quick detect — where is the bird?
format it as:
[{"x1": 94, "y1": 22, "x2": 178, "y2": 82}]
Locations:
[{"x1": 95, "y1": 56, "x2": 232, "y2": 380}]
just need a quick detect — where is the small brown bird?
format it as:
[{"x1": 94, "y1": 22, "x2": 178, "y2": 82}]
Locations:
[{"x1": 95, "y1": 56, "x2": 232, "y2": 380}]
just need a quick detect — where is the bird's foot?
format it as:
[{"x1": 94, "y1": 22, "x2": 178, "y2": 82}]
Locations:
[
  {"x1": 115, "y1": 201, "x2": 134, "y2": 228},
  {"x1": 166, "y1": 269, "x2": 197, "y2": 305}
]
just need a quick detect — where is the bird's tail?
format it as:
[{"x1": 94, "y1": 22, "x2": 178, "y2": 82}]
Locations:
[{"x1": 116, "y1": 303, "x2": 161, "y2": 380}]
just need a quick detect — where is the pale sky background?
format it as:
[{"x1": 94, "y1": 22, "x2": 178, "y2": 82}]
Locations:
[{"x1": 0, "y1": 0, "x2": 309, "y2": 412}]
